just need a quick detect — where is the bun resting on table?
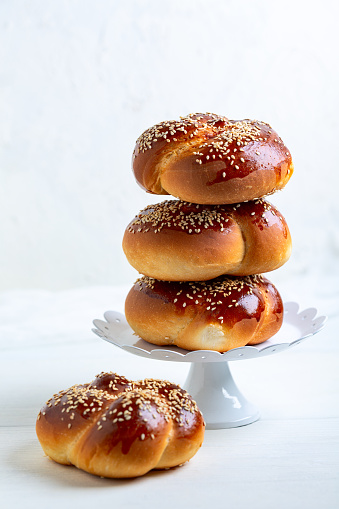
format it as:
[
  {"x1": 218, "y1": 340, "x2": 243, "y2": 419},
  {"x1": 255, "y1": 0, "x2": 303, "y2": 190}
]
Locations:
[
  {"x1": 125, "y1": 274, "x2": 283, "y2": 352},
  {"x1": 36, "y1": 372, "x2": 205, "y2": 479},
  {"x1": 133, "y1": 113, "x2": 293, "y2": 205},
  {"x1": 122, "y1": 198, "x2": 292, "y2": 281}
]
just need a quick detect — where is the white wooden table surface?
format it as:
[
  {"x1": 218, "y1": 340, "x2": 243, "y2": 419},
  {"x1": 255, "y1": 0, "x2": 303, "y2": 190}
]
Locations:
[{"x1": 1, "y1": 286, "x2": 338, "y2": 509}]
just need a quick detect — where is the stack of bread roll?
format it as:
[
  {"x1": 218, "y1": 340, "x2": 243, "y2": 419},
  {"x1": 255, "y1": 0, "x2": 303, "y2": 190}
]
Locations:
[{"x1": 123, "y1": 113, "x2": 293, "y2": 352}]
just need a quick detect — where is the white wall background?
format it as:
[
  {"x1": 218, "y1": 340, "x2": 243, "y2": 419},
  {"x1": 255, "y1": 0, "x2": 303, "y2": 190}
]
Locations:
[{"x1": 0, "y1": 0, "x2": 338, "y2": 313}]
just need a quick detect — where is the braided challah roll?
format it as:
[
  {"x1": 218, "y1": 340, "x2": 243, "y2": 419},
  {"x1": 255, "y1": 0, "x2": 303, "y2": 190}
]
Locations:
[
  {"x1": 125, "y1": 274, "x2": 283, "y2": 352},
  {"x1": 36, "y1": 372, "x2": 205, "y2": 478},
  {"x1": 133, "y1": 113, "x2": 293, "y2": 205},
  {"x1": 122, "y1": 198, "x2": 291, "y2": 281}
]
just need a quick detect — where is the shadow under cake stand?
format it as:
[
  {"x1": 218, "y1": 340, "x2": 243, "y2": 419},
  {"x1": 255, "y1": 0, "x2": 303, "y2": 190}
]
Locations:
[{"x1": 92, "y1": 302, "x2": 326, "y2": 429}]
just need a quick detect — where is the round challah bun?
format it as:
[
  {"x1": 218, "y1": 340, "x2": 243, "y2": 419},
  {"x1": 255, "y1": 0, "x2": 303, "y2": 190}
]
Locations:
[
  {"x1": 36, "y1": 372, "x2": 205, "y2": 479},
  {"x1": 133, "y1": 113, "x2": 293, "y2": 205},
  {"x1": 122, "y1": 198, "x2": 291, "y2": 281},
  {"x1": 125, "y1": 275, "x2": 283, "y2": 352}
]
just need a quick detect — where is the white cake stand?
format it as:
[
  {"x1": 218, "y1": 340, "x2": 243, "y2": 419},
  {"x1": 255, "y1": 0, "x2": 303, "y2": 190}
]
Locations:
[{"x1": 92, "y1": 302, "x2": 326, "y2": 429}]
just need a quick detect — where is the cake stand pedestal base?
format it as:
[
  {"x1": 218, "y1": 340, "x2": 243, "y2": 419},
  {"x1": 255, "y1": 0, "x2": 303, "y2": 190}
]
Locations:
[{"x1": 184, "y1": 361, "x2": 260, "y2": 429}]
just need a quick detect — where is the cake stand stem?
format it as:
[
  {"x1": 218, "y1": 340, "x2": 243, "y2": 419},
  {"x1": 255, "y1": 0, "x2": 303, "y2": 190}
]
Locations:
[{"x1": 183, "y1": 361, "x2": 260, "y2": 429}]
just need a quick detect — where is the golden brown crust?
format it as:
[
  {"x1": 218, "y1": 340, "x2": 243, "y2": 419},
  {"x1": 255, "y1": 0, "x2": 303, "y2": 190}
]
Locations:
[
  {"x1": 133, "y1": 113, "x2": 293, "y2": 204},
  {"x1": 36, "y1": 373, "x2": 205, "y2": 478},
  {"x1": 125, "y1": 275, "x2": 283, "y2": 352},
  {"x1": 122, "y1": 198, "x2": 291, "y2": 280}
]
